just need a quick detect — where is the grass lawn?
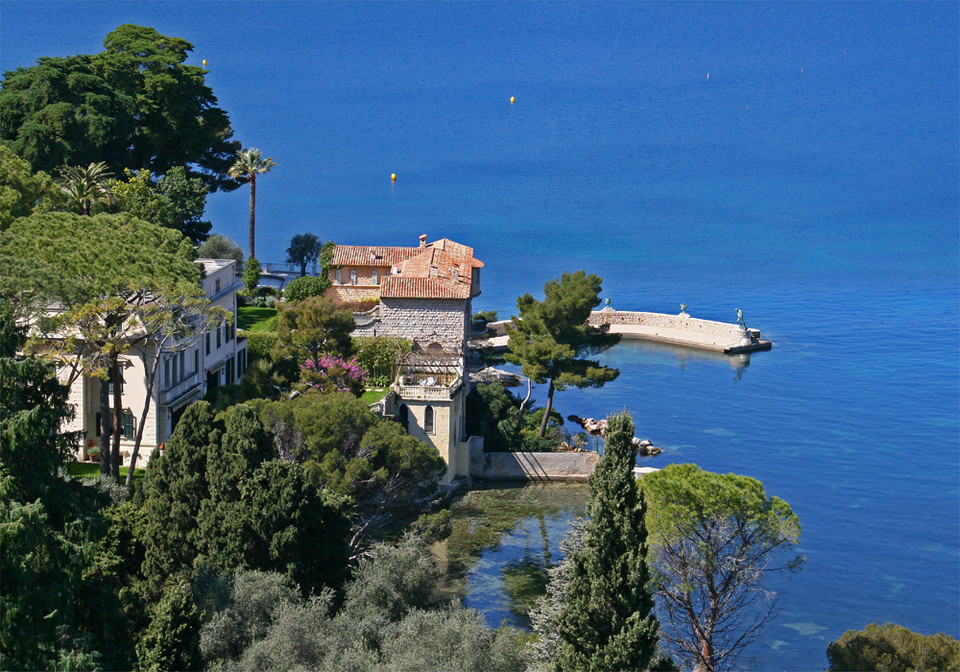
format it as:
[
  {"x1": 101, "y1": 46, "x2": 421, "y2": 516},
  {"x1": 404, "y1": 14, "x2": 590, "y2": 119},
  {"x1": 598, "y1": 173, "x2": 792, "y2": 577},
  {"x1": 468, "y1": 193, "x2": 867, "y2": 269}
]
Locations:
[
  {"x1": 360, "y1": 388, "x2": 390, "y2": 404},
  {"x1": 68, "y1": 462, "x2": 146, "y2": 481},
  {"x1": 238, "y1": 306, "x2": 278, "y2": 332}
]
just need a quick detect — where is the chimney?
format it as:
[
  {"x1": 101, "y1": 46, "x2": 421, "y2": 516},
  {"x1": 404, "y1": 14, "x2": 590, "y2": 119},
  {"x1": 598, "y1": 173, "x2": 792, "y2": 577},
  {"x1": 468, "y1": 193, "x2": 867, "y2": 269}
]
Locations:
[{"x1": 419, "y1": 234, "x2": 427, "y2": 248}]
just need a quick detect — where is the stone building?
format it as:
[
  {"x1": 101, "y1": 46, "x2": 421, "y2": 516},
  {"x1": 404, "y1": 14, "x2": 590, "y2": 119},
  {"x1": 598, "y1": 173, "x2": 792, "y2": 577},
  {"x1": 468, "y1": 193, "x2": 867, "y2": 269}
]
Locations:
[
  {"x1": 63, "y1": 258, "x2": 247, "y2": 466},
  {"x1": 327, "y1": 235, "x2": 483, "y2": 483}
]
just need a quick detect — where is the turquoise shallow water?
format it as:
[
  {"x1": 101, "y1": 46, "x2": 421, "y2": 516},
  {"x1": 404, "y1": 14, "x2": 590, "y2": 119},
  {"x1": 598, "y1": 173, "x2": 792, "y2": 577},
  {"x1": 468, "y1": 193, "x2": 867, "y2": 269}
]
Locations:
[{"x1": 4, "y1": 3, "x2": 958, "y2": 668}]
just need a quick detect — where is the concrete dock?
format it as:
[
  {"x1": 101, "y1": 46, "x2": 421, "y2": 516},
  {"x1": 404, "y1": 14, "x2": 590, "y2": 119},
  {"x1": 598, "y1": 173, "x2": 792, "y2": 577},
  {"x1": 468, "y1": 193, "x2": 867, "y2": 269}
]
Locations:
[{"x1": 481, "y1": 308, "x2": 772, "y2": 355}]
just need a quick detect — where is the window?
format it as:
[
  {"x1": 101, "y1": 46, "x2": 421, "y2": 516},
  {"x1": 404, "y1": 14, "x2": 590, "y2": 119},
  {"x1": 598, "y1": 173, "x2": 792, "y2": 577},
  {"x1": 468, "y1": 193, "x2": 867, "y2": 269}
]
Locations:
[
  {"x1": 335, "y1": 268, "x2": 342, "y2": 284},
  {"x1": 194, "y1": 350, "x2": 199, "y2": 375},
  {"x1": 350, "y1": 269, "x2": 357, "y2": 285},
  {"x1": 424, "y1": 405, "x2": 435, "y2": 434},
  {"x1": 96, "y1": 410, "x2": 136, "y2": 439},
  {"x1": 216, "y1": 325, "x2": 222, "y2": 349},
  {"x1": 371, "y1": 269, "x2": 379, "y2": 284},
  {"x1": 226, "y1": 321, "x2": 233, "y2": 342},
  {"x1": 215, "y1": 278, "x2": 221, "y2": 293},
  {"x1": 206, "y1": 332, "x2": 211, "y2": 355},
  {"x1": 179, "y1": 351, "x2": 185, "y2": 380},
  {"x1": 164, "y1": 357, "x2": 170, "y2": 386},
  {"x1": 107, "y1": 373, "x2": 123, "y2": 395}
]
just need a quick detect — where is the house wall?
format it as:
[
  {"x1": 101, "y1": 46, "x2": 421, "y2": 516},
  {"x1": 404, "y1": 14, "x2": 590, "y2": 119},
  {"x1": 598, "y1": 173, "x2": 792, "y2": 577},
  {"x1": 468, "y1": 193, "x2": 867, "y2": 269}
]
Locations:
[
  {"x1": 327, "y1": 265, "x2": 387, "y2": 304},
  {"x1": 380, "y1": 297, "x2": 468, "y2": 353},
  {"x1": 65, "y1": 258, "x2": 247, "y2": 468},
  {"x1": 397, "y1": 386, "x2": 469, "y2": 484}
]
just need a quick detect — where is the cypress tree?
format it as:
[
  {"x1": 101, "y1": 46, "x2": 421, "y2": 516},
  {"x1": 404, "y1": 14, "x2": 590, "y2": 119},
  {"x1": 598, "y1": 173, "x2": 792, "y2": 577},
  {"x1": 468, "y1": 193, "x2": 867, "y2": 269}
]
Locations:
[{"x1": 556, "y1": 412, "x2": 661, "y2": 671}]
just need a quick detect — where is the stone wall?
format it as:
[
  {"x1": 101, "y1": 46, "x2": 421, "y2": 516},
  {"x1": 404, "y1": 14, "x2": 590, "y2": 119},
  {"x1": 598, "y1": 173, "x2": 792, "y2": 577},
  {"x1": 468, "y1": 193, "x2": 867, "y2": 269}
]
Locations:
[
  {"x1": 380, "y1": 297, "x2": 468, "y2": 352},
  {"x1": 589, "y1": 309, "x2": 745, "y2": 341},
  {"x1": 469, "y1": 444, "x2": 599, "y2": 482}
]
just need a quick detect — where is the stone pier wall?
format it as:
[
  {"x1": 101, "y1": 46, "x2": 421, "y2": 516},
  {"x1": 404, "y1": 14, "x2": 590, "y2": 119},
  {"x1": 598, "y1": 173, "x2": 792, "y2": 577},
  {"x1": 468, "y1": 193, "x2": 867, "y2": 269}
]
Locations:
[
  {"x1": 588, "y1": 309, "x2": 745, "y2": 341},
  {"x1": 469, "y1": 442, "x2": 598, "y2": 482}
]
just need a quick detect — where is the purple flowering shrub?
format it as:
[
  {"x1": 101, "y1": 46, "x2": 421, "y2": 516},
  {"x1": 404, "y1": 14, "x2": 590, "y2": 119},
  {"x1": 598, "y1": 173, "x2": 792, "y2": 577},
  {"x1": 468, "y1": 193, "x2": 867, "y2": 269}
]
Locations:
[{"x1": 301, "y1": 355, "x2": 368, "y2": 396}]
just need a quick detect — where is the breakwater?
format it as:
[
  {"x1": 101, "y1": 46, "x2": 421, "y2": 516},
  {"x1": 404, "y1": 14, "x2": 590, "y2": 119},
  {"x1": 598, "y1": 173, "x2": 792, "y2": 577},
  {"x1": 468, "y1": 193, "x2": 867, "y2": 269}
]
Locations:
[{"x1": 483, "y1": 308, "x2": 772, "y2": 355}]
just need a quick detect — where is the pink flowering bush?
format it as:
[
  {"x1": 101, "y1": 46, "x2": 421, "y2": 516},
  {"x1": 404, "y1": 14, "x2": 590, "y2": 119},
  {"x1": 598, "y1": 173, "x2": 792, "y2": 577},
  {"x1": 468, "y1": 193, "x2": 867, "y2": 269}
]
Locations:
[{"x1": 301, "y1": 355, "x2": 368, "y2": 396}]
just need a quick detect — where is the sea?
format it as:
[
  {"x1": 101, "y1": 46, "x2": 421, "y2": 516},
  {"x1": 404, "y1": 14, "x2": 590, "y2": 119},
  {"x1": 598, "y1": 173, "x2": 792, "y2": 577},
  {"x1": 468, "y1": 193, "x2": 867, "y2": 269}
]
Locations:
[{"x1": 3, "y1": 3, "x2": 957, "y2": 669}]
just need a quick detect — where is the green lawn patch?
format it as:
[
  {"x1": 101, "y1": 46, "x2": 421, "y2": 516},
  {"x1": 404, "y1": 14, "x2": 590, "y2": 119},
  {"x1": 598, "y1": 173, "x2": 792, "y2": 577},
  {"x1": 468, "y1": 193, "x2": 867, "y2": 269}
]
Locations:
[
  {"x1": 361, "y1": 388, "x2": 390, "y2": 405},
  {"x1": 68, "y1": 462, "x2": 146, "y2": 481},
  {"x1": 237, "y1": 306, "x2": 278, "y2": 332}
]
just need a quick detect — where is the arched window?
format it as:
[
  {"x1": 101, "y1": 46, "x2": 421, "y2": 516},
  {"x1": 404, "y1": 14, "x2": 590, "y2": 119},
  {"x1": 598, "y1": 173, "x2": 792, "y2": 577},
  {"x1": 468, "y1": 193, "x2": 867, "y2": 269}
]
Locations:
[
  {"x1": 398, "y1": 404, "x2": 409, "y2": 432},
  {"x1": 424, "y1": 405, "x2": 435, "y2": 434}
]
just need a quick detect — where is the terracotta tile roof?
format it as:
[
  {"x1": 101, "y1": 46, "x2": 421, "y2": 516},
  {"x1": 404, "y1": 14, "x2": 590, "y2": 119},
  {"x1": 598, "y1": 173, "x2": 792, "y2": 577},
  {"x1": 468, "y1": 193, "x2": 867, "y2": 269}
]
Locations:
[
  {"x1": 332, "y1": 237, "x2": 483, "y2": 300},
  {"x1": 380, "y1": 276, "x2": 472, "y2": 300},
  {"x1": 331, "y1": 246, "x2": 421, "y2": 267}
]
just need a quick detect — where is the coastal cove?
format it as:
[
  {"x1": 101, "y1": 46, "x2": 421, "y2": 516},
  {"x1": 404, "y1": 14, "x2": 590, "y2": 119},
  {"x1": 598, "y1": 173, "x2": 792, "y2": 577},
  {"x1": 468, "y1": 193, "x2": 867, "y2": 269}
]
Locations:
[{"x1": 3, "y1": 2, "x2": 957, "y2": 669}]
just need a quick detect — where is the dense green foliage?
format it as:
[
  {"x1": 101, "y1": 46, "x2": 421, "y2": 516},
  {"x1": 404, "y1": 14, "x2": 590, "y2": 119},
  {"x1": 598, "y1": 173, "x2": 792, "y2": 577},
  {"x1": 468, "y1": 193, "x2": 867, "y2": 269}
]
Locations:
[
  {"x1": 353, "y1": 336, "x2": 412, "y2": 387},
  {"x1": 243, "y1": 256, "x2": 262, "y2": 295},
  {"x1": 259, "y1": 391, "x2": 445, "y2": 548},
  {"x1": 140, "y1": 402, "x2": 351, "y2": 596},
  {"x1": 0, "y1": 146, "x2": 57, "y2": 229},
  {"x1": 0, "y1": 302, "x2": 132, "y2": 670},
  {"x1": 554, "y1": 412, "x2": 663, "y2": 672},
  {"x1": 466, "y1": 382, "x2": 565, "y2": 452},
  {"x1": 826, "y1": 622, "x2": 960, "y2": 671},
  {"x1": 642, "y1": 464, "x2": 803, "y2": 672},
  {"x1": 111, "y1": 166, "x2": 212, "y2": 242},
  {"x1": 505, "y1": 271, "x2": 620, "y2": 438},
  {"x1": 284, "y1": 275, "x2": 330, "y2": 301},
  {"x1": 0, "y1": 24, "x2": 241, "y2": 190},
  {"x1": 197, "y1": 233, "x2": 244, "y2": 266},
  {"x1": 199, "y1": 537, "x2": 526, "y2": 672}
]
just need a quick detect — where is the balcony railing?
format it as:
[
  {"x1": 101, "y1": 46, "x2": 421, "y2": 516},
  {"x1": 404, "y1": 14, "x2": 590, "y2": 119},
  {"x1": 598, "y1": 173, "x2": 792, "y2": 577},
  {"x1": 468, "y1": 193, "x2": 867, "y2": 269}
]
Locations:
[
  {"x1": 159, "y1": 371, "x2": 201, "y2": 405},
  {"x1": 395, "y1": 376, "x2": 463, "y2": 400}
]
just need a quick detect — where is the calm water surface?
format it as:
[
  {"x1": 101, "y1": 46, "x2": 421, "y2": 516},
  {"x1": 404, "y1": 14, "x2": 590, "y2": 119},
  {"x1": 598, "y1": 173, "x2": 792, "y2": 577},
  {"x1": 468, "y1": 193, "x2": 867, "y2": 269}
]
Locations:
[{"x1": 4, "y1": 3, "x2": 958, "y2": 669}]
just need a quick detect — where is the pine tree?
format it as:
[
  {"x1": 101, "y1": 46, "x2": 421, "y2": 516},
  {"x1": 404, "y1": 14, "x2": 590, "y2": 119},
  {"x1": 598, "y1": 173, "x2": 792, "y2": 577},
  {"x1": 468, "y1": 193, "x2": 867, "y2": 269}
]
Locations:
[{"x1": 555, "y1": 412, "x2": 662, "y2": 671}]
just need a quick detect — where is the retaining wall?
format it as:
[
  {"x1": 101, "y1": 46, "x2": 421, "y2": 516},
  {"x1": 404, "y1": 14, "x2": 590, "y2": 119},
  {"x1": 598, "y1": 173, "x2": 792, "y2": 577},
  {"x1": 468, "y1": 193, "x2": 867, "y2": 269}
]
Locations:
[{"x1": 469, "y1": 442, "x2": 598, "y2": 481}]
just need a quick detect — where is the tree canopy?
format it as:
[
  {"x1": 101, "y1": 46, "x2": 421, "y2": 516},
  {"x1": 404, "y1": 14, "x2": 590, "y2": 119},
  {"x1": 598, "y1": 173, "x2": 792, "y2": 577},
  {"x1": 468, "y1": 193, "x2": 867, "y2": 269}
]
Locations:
[
  {"x1": 286, "y1": 232, "x2": 323, "y2": 276},
  {"x1": 642, "y1": 464, "x2": 804, "y2": 672},
  {"x1": 111, "y1": 166, "x2": 213, "y2": 243},
  {"x1": 0, "y1": 24, "x2": 241, "y2": 190},
  {"x1": 0, "y1": 146, "x2": 58, "y2": 230},
  {"x1": 826, "y1": 622, "x2": 960, "y2": 672},
  {"x1": 504, "y1": 271, "x2": 620, "y2": 438}
]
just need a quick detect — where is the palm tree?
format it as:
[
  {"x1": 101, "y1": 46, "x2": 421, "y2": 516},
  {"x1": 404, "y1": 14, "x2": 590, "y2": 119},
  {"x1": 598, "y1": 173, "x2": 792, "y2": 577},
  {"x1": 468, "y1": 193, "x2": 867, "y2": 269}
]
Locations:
[
  {"x1": 228, "y1": 148, "x2": 277, "y2": 259},
  {"x1": 58, "y1": 162, "x2": 116, "y2": 215}
]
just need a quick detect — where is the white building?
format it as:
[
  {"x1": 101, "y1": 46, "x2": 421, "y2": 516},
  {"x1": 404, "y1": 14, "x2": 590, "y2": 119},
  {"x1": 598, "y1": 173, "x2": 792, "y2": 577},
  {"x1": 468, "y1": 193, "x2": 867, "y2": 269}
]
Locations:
[{"x1": 65, "y1": 258, "x2": 247, "y2": 466}]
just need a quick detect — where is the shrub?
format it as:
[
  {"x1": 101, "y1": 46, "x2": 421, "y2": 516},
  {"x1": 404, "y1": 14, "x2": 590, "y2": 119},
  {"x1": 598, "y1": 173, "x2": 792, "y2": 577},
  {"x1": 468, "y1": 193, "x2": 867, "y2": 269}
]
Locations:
[
  {"x1": 242, "y1": 331, "x2": 279, "y2": 361},
  {"x1": 284, "y1": 276, "x2": 330, "y2": 302},
  {"x1": 243, "y1": 257, "x2": 262, "y2": 295},
  {"x1": 827, "y1": 622, "x2": 960, "y2": 671},
  {"x1": 354, "y1": 337, "x2": 412, "y2": 387}
]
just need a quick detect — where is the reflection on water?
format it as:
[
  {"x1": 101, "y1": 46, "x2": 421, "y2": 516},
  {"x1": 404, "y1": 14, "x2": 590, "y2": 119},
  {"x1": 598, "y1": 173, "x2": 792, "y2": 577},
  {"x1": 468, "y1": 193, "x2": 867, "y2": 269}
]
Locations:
[{"x1": 431, "y1": 482, "x2": 589, "y2": 629}]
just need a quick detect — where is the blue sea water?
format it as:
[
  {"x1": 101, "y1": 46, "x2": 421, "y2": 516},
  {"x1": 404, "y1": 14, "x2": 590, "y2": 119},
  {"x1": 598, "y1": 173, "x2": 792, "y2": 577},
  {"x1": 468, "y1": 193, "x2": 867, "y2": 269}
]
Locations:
[{"x1": 3, "y1": 3, "x2": 958, "y2": 669}]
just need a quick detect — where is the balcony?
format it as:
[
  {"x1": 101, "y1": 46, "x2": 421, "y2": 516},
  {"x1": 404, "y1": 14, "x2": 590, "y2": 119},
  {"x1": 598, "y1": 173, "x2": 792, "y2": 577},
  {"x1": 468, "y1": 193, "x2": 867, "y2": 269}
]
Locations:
[
  {"x1": 159, "y1": 371, "x2": 201, "y2": 406},
  {"x1": 395, "y1": 376, "x2": 463, "y2": 400}
]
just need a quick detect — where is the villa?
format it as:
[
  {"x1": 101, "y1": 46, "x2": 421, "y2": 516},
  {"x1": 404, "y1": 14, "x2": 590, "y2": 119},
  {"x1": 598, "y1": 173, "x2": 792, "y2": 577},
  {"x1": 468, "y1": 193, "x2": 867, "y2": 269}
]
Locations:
[
  {"x1": 327, "y1": 235, "x2": 484, "y2": 483},
  {"x1": 63, "y1": 258, "x2": 247, "y2": 466}
]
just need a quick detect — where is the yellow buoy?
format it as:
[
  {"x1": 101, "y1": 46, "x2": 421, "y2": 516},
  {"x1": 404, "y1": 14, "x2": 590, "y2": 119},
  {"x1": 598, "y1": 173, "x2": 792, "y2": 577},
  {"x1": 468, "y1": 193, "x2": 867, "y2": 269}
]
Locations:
[
  {"x1": 202, "y1": 59, "x2": 207, "y2": 67},
  {"x1": 391, "y1": 173, "x2": 397, "y2": 182},
  {"x1": 510, "y1": 96, "x2": 515, "y2": 104}
]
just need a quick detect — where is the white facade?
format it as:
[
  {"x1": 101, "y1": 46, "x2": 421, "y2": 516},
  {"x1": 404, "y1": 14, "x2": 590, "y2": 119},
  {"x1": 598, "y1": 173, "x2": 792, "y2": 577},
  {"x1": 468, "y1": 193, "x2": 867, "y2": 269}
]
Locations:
[{"x1": 65, "y1": 258, "x2": 247, "y2": 467}]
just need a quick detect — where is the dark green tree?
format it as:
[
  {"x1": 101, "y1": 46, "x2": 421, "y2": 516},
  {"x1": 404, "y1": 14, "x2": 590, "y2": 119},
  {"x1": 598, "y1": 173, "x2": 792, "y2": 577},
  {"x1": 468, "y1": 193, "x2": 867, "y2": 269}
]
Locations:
[
  {"x1": 243, "y1": 256, "x2": 262, "y2": 295},
  {"x1": 228, "y1": 148, "x2": 277, "y2": 258},
  {"x1": 642, "y1": 464, "x2": 803, "y2": 672},
  {"x1": 555, "y1": 412, "x2": 662, "y2": 672},
  {"x1": 826, "y1": 622, "x2": 960, "y2": 672},
  {"x1": 111, "y1": 166, "x2": 212, "y2": 242},
  {"x1": 197, "y1": 233, "x2": 244, "y2": 266},
  {"x1": 1, "y1": 210, "x2": 211, "y2": 481},
  {"x1": 0, "y1": 146, "x2": 58, "y2": 230},
  {"x1": 135, "y1": 582, "x2": 203, "y2": 672},
  {"x1": 1, "y1": 24, "x2": 241, "y2": 190},
  {"x1": 275, "y1": 295, "x2": 355, "y2": 370},
  {"x1": 505, "y1": 271, "x2": 620, "y2": 438},
  {"x1": 286, "y1": 232, "x2": 323, "y2": 276}
]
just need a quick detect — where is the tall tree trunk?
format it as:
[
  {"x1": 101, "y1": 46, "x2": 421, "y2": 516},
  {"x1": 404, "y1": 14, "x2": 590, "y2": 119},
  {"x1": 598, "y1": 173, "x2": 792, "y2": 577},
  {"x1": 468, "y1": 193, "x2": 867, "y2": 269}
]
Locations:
[
  {"x1": 99, "y1": 377, "x2": 111, "y2": 477},
  {"x1": 538, "y1": 379, "x2": 555, "y2": 438},
  {"x1": 111, "y1": 359, "x2": 123, "y2": 482},
  {"x1": 248, "y1": 174, "x2": 256, "y2": 258},
  {"x1": 127, "y1": 345, "x2": 163, "y2": 487},
  {"x1": 519, "y1": 377, "x2": 533, "y2": 415}
]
